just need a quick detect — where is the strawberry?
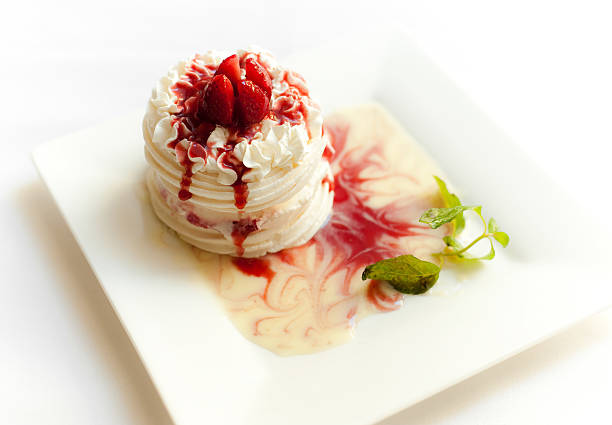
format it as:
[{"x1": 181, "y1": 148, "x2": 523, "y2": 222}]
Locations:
[
  {"x1": 237, "y1": 80, "x2": 270, "y2": 125},
  {"x1": 244, "y1": 58, "x2": 272, "y2": 97},
  {"x1": 215, "y1": 54, "x2": 241, "y2": 89},
  {"x1": 203, "y1": 74, "x2": 234, "y2": 126}
]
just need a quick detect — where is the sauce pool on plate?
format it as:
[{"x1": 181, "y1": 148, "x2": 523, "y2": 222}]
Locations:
[{"x1": 192, "y1": 104, "x2": 449, "y2": 355}]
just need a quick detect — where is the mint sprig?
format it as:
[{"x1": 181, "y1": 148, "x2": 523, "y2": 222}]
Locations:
[
  {"x1": 419, "y1": 178, "x2": 509, "y2": 262},
  {"x1": 361, "y1": 176, "x2": 510, "y2": 294}
]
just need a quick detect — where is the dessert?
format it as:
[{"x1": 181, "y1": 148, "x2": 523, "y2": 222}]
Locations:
[
  {"x1": 142, "y1": 48, "x2": 508, "y2": 356},
  {"x1": 143, "y1": 48, "x2": 333, "y2": 257}
]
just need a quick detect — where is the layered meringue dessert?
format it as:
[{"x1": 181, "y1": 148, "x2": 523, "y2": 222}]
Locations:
[
  {"x1": 143, "y1": 49, "x2": 334, "y2": 257},
  {"x1": 142, "y1": 48, "x2": 457, "y2": 356}
]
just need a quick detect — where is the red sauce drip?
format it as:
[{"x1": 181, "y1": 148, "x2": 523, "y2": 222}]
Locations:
[
  {"x1": 178, "y1": 166, "x2": 193, "y2": 201},
  {"x1": 174, "y1": 142, "x2": 195, "y2": 201},
  {"x1": 232, "y1": 179, "x2": 249, "y2": 210},
  {"x1": 322, "y1": 144, "x2": 334, "y2": 161},
  {"x1": 219, "y1": 146, "x2": 250, "y2": 209},
  {"x1": 168, "y1": 59, "x2": 217, "y2": 201},
  {"x1": 321, "y1": 175, "x2": 334, "y2": 192},
  {"x1": 231, "y1": 218, "x2": 259, "y2": 257},
  {"x1": 186, "y1": 212, "x2": 209, "y2": 228},
  {"x1": 366, "y1": 280, "x2": 402, "y2": 312},
  {"x1": 232, "y1": 257, "x2": 275, "y2": 283}
]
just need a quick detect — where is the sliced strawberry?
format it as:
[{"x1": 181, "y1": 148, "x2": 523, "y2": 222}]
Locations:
[
  {"x1": 237, "y1": 80, "x2": 270, "y2": 126},
  {"x1": 182, "y1": 95, "x2": 201, "y2": 116},
  {"x1": 244, "y1": 58, "x2": 273, "y2": 97},
  {"x1": 215, "y1": 54, "x2": 241, "y2": 89},
  {"x1": 203, "y1": 74, "x2": 235, "y2": 126}
]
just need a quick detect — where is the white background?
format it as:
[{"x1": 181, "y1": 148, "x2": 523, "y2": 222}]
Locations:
[{"x1": 2, "y1": 0, "x2": 611, "y2": 424}]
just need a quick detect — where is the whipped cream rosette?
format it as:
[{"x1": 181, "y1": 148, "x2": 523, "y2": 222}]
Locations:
[{"x1": 143, "y1": 48, "x2": 334, "y2": 257}]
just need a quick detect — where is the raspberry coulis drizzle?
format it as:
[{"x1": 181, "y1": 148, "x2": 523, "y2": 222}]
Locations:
[{"x1": 231, "y1": 218, "x2": 259, "y2": 257}]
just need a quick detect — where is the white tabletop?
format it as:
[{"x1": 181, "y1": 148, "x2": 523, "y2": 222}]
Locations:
[{"x1": 2, "y1": 1, "x2": 611, "y2": 424}]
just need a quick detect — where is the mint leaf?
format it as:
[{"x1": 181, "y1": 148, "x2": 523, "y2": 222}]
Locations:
[
  {"x1": 493, "y1": 231, "x2": 510, "y2": 247},
  {"x1": 487, "y1": 218, "x2": 509, "y2": 247},
  {"x1": 362, "y1": 255, "x2": 440, "y2": 295},
  {"x1": 434, "y1": 175, "x2": 461, "y2": 207},
  {"x1": 434, "y1": 176, "x2": 465, "y2": 233},
  {"x1": 420, "y1": 206, "x2": 476, "y2": 229}
]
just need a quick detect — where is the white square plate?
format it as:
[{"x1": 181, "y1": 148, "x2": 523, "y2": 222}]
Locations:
[{"x1": 33, "y1": 32, "x2": 612, "y2": 425}]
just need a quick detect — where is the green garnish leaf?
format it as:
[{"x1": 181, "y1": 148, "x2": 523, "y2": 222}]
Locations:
[
  {"x1": 434, "y1": 175, "x2": 461, "y2": 207},
  {"x1": 419, "y1": 206, "x2": 475, "y2": 229},
  {"x1": 361, "y1": 176, "x2": 510, "y2": 297},
  {"x1": 361, "y1": 255, "x2": 440, "y2": 295},
  {"x1": 488, "y1": 218, "x2": 509, "y2": 247},
  {"x1": 434, "y1": 175, "x2": 465, "y2": 233},
  {"x1": 493, "y1": 231, "x2": 510, "y2": 247}
]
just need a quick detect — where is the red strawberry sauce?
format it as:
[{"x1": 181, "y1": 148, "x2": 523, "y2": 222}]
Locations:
[
  {"x1": 231, "y1": 218, "x2": 259, "y2": 257},
  {"x1": 232, "y1": 257, "x2": 275, "y2": 283}
]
